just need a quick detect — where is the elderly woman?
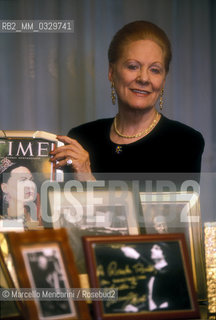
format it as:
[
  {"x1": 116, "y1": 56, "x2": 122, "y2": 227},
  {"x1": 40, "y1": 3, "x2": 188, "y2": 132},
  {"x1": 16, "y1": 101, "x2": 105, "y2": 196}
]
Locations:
[{"x1": 50, "y1": 21, "x2": 204, "y2": 180}]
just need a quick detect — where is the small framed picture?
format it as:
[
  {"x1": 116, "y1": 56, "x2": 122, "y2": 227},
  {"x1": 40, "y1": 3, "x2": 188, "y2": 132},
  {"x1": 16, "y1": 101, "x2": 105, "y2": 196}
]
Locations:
[
  {"x1": 7, "y1": 228, "x2": 91, "y2": 320},
  {"x1": 83, "y1": 233, "x2": 200, "y2": 320},
  {"x1": 139, "y1": 191, "x2": 206, "y2": 300},
  {"x1": 0, "y1": 248, "x2": 24, "y2": 319},
  {"x1": 48, "y1": 183, "x2": 139, "y2": 274},
  {"x1": 0, "y1": 130, "x2": 64, "y2": 232}
]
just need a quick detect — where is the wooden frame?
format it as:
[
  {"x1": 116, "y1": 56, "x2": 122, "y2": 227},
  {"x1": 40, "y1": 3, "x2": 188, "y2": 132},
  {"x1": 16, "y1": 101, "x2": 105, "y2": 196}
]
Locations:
[
  {"x1": 49, "y1": 184, "x2": 139, "y2": 274},
  {"x1": 83, "y1": 233, "x2": 200, "y2": 320},
  {"x1": 139, "y1": 191, "x2": 206, "y2": 299},
  {"x1": 7, "y1": 228, "x2": 91, "y2": 320}
]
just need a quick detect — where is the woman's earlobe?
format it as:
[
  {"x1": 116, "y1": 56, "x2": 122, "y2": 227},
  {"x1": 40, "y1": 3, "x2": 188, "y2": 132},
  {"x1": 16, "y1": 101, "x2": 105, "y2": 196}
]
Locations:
[
  {"x1": 108, "y1": 63, "x2": 114, "y2": 81},
  {"x1": 1, "y1": 183, "x2": 7, "y2": 193}
]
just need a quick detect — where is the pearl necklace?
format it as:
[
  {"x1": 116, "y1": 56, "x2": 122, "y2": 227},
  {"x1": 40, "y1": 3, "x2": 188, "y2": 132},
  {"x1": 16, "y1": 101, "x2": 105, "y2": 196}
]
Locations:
[{"x1": 113, "y1": 111, "x2": 160, "y2": 139}]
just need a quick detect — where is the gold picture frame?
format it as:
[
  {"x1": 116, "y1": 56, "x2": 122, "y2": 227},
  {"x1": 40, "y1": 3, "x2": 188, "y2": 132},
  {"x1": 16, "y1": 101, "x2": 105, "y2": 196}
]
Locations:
[
  {"x1": 0, "y1": 130, "x2": 63, "y2": 232},
  {"x1": 0, "y1": 248, "x2": 24, "y2": 319},
  {"x1": 139, "y1": 191, "x2": 206, "y2": 300}
]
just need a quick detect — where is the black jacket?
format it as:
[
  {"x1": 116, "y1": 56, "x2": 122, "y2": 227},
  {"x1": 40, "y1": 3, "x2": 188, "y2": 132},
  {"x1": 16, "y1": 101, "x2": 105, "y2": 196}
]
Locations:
[{"x1": 67, "y1": 115, "x2": 204, "y2": 179}]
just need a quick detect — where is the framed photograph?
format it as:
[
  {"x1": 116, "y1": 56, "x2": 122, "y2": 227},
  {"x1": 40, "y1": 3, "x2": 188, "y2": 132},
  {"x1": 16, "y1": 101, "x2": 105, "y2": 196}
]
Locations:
[
  {"x1": 83, "y1": 234, "x2": 200, "y2": 320},
  {"x1": 139, "y1": 191, "x2": 206, "y2": 300},
  {"x1": 0, "y1": 130, "x2": 63, "y2": 231},
  {"x1": 0, "y1": 248, "x2": 24, "y2": 319},
  {"x1": 0, "y1": 231, "x2": 20, "y2": 290},
  {"x1": 48, "y1": 183, "x2": 139, "y2": 274},
  {"x1": 7, "y1": 228, "x2": 91, "y2": 320}
]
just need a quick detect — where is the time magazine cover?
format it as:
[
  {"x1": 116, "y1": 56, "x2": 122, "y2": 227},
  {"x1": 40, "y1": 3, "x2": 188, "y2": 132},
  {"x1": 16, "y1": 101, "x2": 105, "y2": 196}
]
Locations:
[{"x1": 0, "y1": 130, "x2": 63, "y2": 231}]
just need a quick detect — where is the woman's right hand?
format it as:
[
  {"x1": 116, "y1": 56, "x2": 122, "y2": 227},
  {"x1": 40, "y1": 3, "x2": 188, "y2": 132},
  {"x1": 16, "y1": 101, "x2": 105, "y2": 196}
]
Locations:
[
  {"x1": 50, "y1": 135, "x2": 96, "y2": 181},
  {"x1": 121, "y1": 247, "x2": 140, "y2": 259}
]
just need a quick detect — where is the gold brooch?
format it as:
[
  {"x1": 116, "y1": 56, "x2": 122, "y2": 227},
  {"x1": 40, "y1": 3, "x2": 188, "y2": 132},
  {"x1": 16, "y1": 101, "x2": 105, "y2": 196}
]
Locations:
[{"x1": 115, "y1": 146, "x2": 122, "y2": 154}]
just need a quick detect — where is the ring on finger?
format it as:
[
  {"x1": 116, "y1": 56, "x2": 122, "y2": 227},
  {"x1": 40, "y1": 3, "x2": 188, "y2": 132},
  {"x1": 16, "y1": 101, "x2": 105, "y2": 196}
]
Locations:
[{"x1": 66, "y1": 158, "x2": 73, "y2": 166}]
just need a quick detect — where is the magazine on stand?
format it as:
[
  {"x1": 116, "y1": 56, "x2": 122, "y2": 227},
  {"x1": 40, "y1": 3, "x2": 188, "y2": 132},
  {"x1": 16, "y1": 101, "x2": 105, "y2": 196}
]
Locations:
[{"x1": 0, "y1": 130, "x2": 63, "y2": 231}]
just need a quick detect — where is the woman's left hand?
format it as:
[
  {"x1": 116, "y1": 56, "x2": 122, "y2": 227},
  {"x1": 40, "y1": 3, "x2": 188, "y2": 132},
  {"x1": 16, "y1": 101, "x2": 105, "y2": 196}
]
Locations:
[{"x1": 50, "y1": 135, "x2": 95, "y2": 181}]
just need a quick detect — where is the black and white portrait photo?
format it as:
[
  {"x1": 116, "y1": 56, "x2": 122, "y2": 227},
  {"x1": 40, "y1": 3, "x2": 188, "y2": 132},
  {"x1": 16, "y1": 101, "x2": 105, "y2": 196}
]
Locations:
[
  {"x1": 22, "y1": 246, "x2": 76, "y2": 319},
  {"x1": 93, "y1": 240, "x2": 192, "y2": 314},
  {"x1": 120, "y1": 241, "x2": 191, "y2": 312}
]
